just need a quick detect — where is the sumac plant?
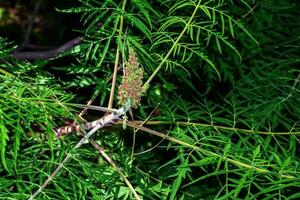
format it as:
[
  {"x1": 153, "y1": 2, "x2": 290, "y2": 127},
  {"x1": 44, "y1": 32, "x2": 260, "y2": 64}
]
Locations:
[{"x1": 0, "y1": 0, "x2": 300, "y2": 199}]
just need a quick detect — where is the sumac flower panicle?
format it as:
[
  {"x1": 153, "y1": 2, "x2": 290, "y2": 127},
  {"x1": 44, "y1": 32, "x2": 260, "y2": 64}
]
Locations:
[{"x1": 117, "y1": 48, "x2": 144, "y2": 108}]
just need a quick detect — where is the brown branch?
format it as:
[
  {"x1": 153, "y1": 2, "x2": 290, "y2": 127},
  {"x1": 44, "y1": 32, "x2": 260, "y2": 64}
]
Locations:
[{"x1": 12, "y1": 37, "x2": 82, "y2": 60}]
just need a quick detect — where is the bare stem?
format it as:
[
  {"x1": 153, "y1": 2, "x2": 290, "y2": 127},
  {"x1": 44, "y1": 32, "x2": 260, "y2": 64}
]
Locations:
[
  {"x1": 131, "y1": 120, "x2": 300, "y2": 135},
  {"x1": 16, "y1": 0, "x2": 43, "y2": 51},
  {"x1": 126, "y1": 121, "x2": 295, "y2": 179},
  {"x1": 88, "y1": 139, "x2": 141, "y2": 200},
  {"x1": 108, "y1": 0, "x2": 127, "y2": 109}
]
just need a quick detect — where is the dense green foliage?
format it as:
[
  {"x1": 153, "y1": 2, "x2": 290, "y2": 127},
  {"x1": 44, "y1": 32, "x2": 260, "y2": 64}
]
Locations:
[{"x1": 0, "y1": 0, "x2": 300, "y2": 199}]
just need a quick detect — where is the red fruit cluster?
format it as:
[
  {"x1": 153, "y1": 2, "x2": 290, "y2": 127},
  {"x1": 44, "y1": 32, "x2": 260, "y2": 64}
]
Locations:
[{"x1": 117, "y1": 48, "x2": 144, "y2": 108}]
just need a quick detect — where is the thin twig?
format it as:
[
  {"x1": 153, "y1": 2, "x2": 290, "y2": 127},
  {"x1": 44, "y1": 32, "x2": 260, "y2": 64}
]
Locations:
[
  {"x1": 126, "y1": 121, "x2": 295, "y2": 179},
  {"x1": 131, "y1": 104, "x2": 160, "y2": 159},
  {"x1": 234, "y1": 3, "x2": 259, "y2": 26},
  {"x1": 108, "y1": 46, "x2": 121, "y2": 109},
  {"x1": 76, "y1": 74, "x2": 114, "y2": 120},
  {"x1": 108, "y1": 0, "x2": 127, "y2": 109},
  {"x1": 134, "y1": 127, "x2": 171, "y2": 156},
  {"x1": 131, "y1": 120, "x2": 300, "y2": 135},
  {"x1": 16, "y1": 0, "x2": 43, "y2": 51},
  {"x1": 66, "y1": 103, "x2": 118, "y2": 113},
  {"x1": 88, "y1": 139, "x2": 141, "y2": 200}
]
